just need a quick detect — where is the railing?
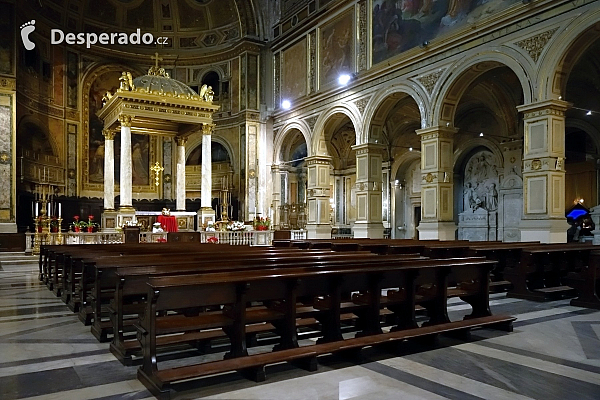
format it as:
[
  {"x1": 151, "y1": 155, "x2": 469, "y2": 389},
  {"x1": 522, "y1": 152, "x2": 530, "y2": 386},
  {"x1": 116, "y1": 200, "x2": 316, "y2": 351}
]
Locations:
[
  {"x1": 200, "y1": 230, "x2": 273, "y2": 246},
  {"x1": 291, "y1": 229, "x2": 307, "y2": 240},
  {"x1": 139, "y1": 232, "x2": 168, "y2": 243},
  {"x1": 25, "y1": 232, "x2": 125, "y2": 253}
]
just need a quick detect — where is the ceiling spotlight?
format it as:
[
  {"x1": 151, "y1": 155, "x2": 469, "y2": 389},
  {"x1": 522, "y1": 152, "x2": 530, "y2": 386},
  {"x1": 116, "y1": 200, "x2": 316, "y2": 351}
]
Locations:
[
  {"x1": 479, "y1": 132, "x2": 484, "y2": 137},
  {"x1": 338, "y1": 74, "x2": 352, "y2": 85},
  {"x1": 281, "y1": 99, "x2": 291, "y2": 110},
  {"x1": 586, "y1": 110, "x2": 592, "y2": 116},
  {"x1": 409, "y1": 147, "x2": 413, "y2": 151},
  {"x1": 421, "y1": 40, "x2": 429, "y2": 48}
]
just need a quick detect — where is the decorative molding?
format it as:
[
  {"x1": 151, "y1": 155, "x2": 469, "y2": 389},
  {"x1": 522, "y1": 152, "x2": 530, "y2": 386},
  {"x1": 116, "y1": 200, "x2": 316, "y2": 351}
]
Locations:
[
  {"x1": 354, "y1": 96, "x2": 371, "y2": 115},
  {"x1": 304, "y1": 115, "x2": 319, "y2": 131},
  {"x1": 308, "y1": 30, "x2": 316, "y2": 94},
  {"x1": 0, "y1": 78, "x2": 16, "y2": 91},
  {"x1": 202, "y1": 124, "x2": 214, "y2": 135},
  {"x1": 514, "y1": 28, "x2": 559, "y2": 63},
  {"x1": 358, "y1": 0, "x2": 367, "y2": 72},
  {"x1": 176, "y1": 137, "x2": 187, "y2": 146},
  {"x1": 415, "y1": 70, "x2": 444, "y2": 95},
  {"x1": 274, "y1": 52, "x2": 281, "y2": 107}
]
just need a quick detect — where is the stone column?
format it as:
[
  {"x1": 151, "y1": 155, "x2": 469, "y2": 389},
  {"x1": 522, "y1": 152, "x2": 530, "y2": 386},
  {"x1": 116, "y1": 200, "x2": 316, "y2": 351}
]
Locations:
[
  {"x1": 305, "y1": 155, "x2": 332, "y2": 239},
  {"x1": 176, "y1": 137, "x2": 187, "y2": 211},
  {"x1": 271, "y1": 164, "x2": 281, "y2": 228},
  {"x1": 198, "y1": 124, "x2": 215, "y2": 228},
  {"x1": 118, "y1": 115, "x2": 133, "y2": 209},
  {"x1": 416, "y1": 126, "x2": 458, "y2": 240},
  {"x1": 102, "y1": 129, "x2": 115, "y2": 210},
  {"x1": 517, "y1": 99, "x2": 571, "y2": 243},
  {"x1": 352, "y1": 143, "x2": 385, "y2": 238}
]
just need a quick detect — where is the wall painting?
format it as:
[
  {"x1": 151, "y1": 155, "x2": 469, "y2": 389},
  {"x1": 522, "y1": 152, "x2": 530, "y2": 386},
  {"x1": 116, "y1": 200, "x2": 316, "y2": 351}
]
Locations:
[{"x1": 319, "y1": 10, "x2": 354, "y2": 87}]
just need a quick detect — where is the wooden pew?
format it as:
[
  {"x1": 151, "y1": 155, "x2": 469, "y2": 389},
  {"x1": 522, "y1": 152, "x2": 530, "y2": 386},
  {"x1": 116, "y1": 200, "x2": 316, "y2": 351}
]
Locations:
[
  {"x1": 504, "y1": 243, "x2": 596, "y2": 300},
  {"x1": 109, "y1": 252, "x2": 423, "y2": 364},
  {"x1": 135, "y1": 257, "x2": 513, "y2": 398},
  {"x1": 565, "y1": 249, "x2": 600, "y2": 309}
]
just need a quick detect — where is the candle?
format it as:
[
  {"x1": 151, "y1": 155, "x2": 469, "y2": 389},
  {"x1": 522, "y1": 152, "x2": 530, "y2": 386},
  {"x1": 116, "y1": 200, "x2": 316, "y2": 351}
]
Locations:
[
  {"x1": 35, "y1": 203, "x2": 38, "y2": 217},
  {"x1": 58, "y1": 203, "x2": 61, "y2": 218},
  {"x1": 47, "y1": 203, "x2": 51, "y2": 217}
]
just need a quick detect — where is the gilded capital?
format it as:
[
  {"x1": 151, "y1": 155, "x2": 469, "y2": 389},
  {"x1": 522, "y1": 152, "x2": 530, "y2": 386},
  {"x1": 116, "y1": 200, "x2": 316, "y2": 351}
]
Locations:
[
  {"x1": 201, "y1": 124, "x2": 214, "y2": 135},
  {"x1": 102, "y1": 129, "x2": 116, "y2": 140},
  {"x1": 118, "y1": 114, "x2": 133, "y2": 127},
  {"x1": 176, "y1": 137, "x2": 187, "y2": 146}
]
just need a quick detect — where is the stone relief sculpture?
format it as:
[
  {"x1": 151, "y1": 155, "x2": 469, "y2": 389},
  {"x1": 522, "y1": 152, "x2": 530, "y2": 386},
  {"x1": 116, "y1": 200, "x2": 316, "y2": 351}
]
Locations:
[{"x1": 463, "y1": 150, "x2": 499, "y2": 212}]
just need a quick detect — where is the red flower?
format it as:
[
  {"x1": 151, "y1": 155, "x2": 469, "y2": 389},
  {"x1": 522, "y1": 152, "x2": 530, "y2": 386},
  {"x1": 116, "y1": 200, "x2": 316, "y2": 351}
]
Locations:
[
  {"x1": 207, "y1": 236, "x2": 219, "y2": 244},
  {"x1": 88, "y1": 215, "x2": 94, "y2": 220},
  {"x1": 74, "y1": 215, "x2": 80, "y2": 221}
]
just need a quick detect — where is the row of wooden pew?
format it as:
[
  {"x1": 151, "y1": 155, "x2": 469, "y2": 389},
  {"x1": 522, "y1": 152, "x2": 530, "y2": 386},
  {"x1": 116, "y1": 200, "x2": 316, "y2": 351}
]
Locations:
[
  {"x1": 274, "y1": 239, "x2": 600, "y2": 306},
  {"x1": 38, "y1": 240, "x2": 517, "y2": 399}
]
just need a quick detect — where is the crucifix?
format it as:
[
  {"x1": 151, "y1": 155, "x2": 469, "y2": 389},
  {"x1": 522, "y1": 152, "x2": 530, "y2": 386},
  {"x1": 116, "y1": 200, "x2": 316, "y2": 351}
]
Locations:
[
  {"x1": 151, "y1": 52, "x2": 163, "y2": 69},
  {"x1": 150, "y1": 162, "x2": 164, "y2": 187}
]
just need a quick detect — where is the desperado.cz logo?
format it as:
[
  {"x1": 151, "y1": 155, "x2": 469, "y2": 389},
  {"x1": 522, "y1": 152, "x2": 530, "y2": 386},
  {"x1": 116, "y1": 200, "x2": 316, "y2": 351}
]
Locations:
[{"x1": 19, "y1": 20, "x2": 168, "y2": 50}]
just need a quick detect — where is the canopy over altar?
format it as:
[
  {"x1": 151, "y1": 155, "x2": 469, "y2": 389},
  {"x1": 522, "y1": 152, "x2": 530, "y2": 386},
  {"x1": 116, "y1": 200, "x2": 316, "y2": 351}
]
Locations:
[{"x1": 96, "y1": 54, "x2": 219, "y2": 230}]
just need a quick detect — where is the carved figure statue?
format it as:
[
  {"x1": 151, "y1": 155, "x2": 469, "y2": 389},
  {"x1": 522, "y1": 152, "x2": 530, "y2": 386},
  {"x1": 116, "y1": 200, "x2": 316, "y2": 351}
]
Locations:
[
  {"x1": 127, "y1": 72, "x2": 135, "y2": 90},
  {"x1": 119, "y1": 72, "x2": 130, "y2": 91},
  {"x1": 199, "y1": 84, "x2": 214, "y2": 102},
  {"x1": 487, "y1": 183, "x2": 498, "y2": 211},
  {"x1": 101, "y1": 91, "x2": 112, "y2": 106}
]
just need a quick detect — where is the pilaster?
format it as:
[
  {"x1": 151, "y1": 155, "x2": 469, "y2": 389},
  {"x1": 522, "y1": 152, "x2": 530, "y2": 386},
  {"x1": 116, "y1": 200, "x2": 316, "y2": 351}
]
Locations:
[
  {"x1": 176, "y1": 137, "x2": 187, "y2": 211},
  {"x1": 416, "y1": 126, "x2": 458, "y2": 240},
  {"x1": 352, "y1": 143, "x2": 385, "y2": 238},
  {"x1": 517, "y1": 99, "x2": 571, "y2": 243},
  {"x1": 306, "y1": 155, "x2": 332, "y2": 239},
  {"x1": 271, "y1": 164, "x2": 281, "y2": 228}
]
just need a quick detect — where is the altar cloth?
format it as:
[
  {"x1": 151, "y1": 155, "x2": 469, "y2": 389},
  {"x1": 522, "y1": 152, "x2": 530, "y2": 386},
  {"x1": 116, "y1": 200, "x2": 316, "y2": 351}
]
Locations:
[{"x1": 157, "y1": 215, "x2": 178, "y2": 232}]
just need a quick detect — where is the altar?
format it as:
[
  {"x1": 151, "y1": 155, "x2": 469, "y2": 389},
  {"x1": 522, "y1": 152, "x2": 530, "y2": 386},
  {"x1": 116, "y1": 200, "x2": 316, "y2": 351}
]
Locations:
[{"x1": 135, "y1": 211, "x2": 196, "y2": 232}]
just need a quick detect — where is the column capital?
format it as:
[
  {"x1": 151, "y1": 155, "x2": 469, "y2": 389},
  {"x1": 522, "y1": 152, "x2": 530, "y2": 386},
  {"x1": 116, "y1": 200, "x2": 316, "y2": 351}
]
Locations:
[
  {"x1": 351, "y1": 142, "x2": 386, "y2": 155},
  {"x1": 176, "y1": 137, "x2": 187, "y2": 146},
  {"x1": 517, "y1": 99, "x2": 572, "y2": 118},
  {"x1": 416, "y1": 125, "x2": 459, "y2": 139},
  {"x1": 118, "y1": 114, "x2": 133, "y2": 127},
  {"x1": 201, "y1": 123, "x2": 215, "y2": 135},
  {"x1": 305, "y1": 155, "x2": 333, "y2": 166},
  {"x1": 271, "y1": 164, "x2": 281, "y2": 173},
  {"x1": 102, "y1": 129, "x2": 116, "y2": 140}
]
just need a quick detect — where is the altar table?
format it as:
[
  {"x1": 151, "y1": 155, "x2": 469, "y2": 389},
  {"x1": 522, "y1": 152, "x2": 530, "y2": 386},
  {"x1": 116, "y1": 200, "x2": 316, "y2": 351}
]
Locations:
[{"x1": 157, "y1": 215, "x2": 178, "y2": 232}]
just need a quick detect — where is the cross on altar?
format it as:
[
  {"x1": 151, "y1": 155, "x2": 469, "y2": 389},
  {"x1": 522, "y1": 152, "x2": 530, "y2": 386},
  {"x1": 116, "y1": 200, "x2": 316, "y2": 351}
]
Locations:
[
  {"x1": 151, "y1": 52, "x2": 163, "y2": 69},
  {"x1": 150, "y1": 162, "x2": 164, "y2": 187}
]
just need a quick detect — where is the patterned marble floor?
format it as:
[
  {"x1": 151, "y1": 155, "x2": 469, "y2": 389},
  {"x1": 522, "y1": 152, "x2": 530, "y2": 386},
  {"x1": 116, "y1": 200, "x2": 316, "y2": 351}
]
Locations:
[{"x1": 1, "y1": 252, "x2": 600, "y2": 400}]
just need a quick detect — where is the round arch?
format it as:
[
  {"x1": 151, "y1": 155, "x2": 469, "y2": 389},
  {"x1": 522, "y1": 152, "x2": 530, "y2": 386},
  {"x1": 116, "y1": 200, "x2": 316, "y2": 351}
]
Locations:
[
  {"x1": 362, "y1": 81, "x2": 430, "y2": 138},
  {"x1": 453, "y1": 138, "x2": 504, "y2": 173},
  {"x1": 311, "y1": 105, "x2": 362, "y2": 155},
  {"x1": 16, "y1": 116, "x2": 59, "y2": 158},
  {"x1": 431, "y1": 52, "x2": 533, "y2": 126},
  {"x1": 538, "y1": 12, "x2": 600, "y2": 100},
  {"x1": 273, "y1": 120, "x2": 312, "y2": 164},
  {"x1": 185, "y1": 134, "x2": 237, "y2": 172}
]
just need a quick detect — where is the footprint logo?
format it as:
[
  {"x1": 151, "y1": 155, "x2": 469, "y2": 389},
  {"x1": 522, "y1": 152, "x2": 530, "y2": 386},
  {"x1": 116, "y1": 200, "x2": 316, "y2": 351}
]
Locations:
[{"x1": 20, "y1": 20, "x2": 36, "y2": 51}]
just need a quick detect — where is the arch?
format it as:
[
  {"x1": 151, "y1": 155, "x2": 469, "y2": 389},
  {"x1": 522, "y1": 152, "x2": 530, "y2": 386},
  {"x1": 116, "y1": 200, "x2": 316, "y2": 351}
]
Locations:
[
  {"x1": 363, "y1": 81, "x2": 430, "y2": 137},
  {"x1": 431, "y1": 52, "x2": 532, "y2": 126},
  {"x1": 566, "y1": 119, "x2": 600, "y2": 154},
  {"x1": 538, "y1": 11, "x2": 600, "y2": 100},
  {"x1": 185, "y1": 134, "x2": 237, "y2": 172},
  {"x1": 311, "y1": 105, "x2": 362, "y2": 155},
  {"x1": 391, "y1": 149, "x2": 422, "y2": 183},
  {"x1": 273, "y1": 120, "x2": 312, "y2": 164},
  {"x1": 16, "y1": 115, "x2": 59, "y2": 158},
  {"x1": 453, "y1": 137, "x2": 504, "y2": 173}
]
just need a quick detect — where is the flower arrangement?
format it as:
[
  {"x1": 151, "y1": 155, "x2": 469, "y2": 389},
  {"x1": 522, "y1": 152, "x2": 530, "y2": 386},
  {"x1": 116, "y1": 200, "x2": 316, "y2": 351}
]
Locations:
[
  {"x1": 50, "y1": 217, "x2": 59, "y2": 233},
  {"x1": 227, "y1": 221, "x2": 246, "y2": 231},
  {"x1": 152, "y1": 222, "x2": 164, "y2": 233},
  {"x1": 71, "y1": 215, "x2": 83, "y2": 232},
  {"x1": 253, "y1": 217, "x2": 270, "y2": 231},
  {"x1": 156, "y1": 237, "x2": 167, "y2": 243},
  {"x1": 205, "y1": 223, "x2": 216, "y2": 232},
  {"x1": 81, "y1": 215, "x2": 98, "y2": 232},
  {"x1": 207, "y1": 236, "x2": 218, "y2": 244}
]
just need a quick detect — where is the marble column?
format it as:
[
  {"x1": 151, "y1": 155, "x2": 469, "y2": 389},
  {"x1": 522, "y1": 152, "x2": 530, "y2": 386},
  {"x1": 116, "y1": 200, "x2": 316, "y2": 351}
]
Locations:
[
  {"x1": 102, "y1": 129, "x2": 115, "y2": 210},
  {"x1": 416, "y1": 126, "x2": 458, "y2": 240},
  {"x1": 118, "y1": 115, "x2": 133, "y2": 209},
  {"x1": 201, "y1": 124, "x2": 212, "y2": 209},
  {"x1": 352, "y1": 143, "x2": 385, "y2": 238},
  {"x1": 305, "y1": 155, "x2": 332, "y2": 239},
  {"x1": 198, "y1": 124, "x2": 215, "y2": 228},
  {"x1": 517, "y1": 99, "x2": 571, "y2": 243},
  {"x1": 271, "y1": 164, "x2": 281, "y2": 228},
  {"x1": 176, "y1": 137, "x2": 187, "y2": 211}
]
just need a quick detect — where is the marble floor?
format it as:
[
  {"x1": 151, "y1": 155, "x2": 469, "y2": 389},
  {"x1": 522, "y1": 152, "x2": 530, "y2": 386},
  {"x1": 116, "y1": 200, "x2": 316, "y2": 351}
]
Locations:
[{"x1": 1, "y1": 252, "x2": 600, "y2": 400}]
